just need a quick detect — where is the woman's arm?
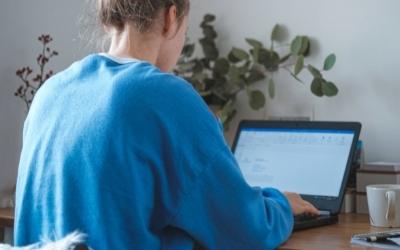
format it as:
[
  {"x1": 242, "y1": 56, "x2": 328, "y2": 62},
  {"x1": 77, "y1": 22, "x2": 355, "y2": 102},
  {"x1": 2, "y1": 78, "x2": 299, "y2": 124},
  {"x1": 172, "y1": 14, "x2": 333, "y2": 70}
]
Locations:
[{"x1": 170, "y1": 145, "x2": 294, "y2": 249}]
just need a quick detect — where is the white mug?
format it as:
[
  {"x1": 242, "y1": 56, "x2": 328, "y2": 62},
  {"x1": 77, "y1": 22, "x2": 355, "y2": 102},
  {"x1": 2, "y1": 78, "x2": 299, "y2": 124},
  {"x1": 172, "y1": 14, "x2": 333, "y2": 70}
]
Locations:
[{"x1": 367, "y1": 185, "x2": 400, "y2": 227}]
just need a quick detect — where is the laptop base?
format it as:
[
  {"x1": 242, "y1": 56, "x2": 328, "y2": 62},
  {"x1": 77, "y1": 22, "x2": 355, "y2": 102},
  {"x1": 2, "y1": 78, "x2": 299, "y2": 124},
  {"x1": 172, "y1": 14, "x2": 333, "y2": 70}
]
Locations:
[{"x1": 293, "y1": 214, "x2": 339, "y2": 231}]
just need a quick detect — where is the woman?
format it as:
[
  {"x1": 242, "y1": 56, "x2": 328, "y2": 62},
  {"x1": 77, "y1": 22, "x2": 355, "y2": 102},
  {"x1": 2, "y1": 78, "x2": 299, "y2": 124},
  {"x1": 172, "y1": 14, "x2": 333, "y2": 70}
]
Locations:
[{"x1": 14, "y1": 0, "x2": 318, "y2": 249}]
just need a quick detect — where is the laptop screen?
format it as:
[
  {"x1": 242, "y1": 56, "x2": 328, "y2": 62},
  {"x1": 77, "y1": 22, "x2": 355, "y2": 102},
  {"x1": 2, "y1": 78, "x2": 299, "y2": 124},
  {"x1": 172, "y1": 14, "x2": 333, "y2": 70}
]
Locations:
[{"x1": 233, "y1": 127, "x2": 355, "y2": 197}]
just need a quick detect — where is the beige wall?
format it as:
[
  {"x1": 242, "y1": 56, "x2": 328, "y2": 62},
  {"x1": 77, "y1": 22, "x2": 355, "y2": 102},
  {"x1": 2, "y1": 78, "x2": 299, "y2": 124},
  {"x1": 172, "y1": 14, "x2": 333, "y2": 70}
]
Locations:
[
  {"x1": 0, "y1": 0, "x2": 92, "y2": 202},
  {"x1": 188, "y1": 0, "x2": 400, "y2": 162}
]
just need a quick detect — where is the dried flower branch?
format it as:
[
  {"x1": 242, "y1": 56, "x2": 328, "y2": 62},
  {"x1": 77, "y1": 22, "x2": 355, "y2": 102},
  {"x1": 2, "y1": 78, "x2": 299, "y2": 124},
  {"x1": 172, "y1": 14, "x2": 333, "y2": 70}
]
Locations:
[{"x1": 15, "y1": 34, "x2": 59, "y2": 111}]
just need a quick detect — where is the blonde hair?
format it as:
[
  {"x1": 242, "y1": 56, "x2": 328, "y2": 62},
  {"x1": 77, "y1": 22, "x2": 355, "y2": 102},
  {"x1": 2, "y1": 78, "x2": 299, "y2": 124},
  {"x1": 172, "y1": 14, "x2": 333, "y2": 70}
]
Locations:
[{"x1": 98, "y1": 0, "x2": 190, "y2": 32}]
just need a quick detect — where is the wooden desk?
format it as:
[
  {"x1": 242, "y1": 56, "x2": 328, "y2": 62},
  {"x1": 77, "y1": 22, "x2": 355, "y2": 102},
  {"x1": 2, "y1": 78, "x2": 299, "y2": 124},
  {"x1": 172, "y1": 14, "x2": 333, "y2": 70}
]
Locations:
[
  {"x1": 0, "y1": 211, "x2": 385, "y2": 248},
  {"x1": 0, "y1": 208, "x2": 14, "y2": 242},
  {"x1": 281, "y1": 214, "x2": 383, "y2": 249}
]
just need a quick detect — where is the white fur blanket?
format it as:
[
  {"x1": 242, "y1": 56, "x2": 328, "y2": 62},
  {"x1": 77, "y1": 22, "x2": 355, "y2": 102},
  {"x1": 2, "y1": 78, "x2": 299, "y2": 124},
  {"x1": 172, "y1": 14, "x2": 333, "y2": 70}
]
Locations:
[{"x1": 0, "y1": 232, "x2": 89, "y2": 250}]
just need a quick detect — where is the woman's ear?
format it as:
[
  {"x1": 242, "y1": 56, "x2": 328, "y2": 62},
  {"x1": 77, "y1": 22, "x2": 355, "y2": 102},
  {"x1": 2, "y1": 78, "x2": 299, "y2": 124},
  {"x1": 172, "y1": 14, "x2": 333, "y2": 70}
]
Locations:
[{"x1": 162, "y1": 5, "x2": 179, "y2": 39}]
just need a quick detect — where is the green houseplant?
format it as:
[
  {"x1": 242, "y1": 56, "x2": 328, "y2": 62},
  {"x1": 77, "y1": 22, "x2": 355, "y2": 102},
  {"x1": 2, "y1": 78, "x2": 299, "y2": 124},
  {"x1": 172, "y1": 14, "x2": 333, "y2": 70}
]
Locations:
[{"x1": 175, "y1": 14, "x2": 338, "y2": 130}]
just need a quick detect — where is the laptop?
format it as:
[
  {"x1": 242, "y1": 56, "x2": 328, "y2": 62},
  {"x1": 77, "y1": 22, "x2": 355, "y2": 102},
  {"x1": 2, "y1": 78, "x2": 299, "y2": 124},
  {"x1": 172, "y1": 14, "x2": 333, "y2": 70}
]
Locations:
[{"x1": 231, "y1": 120, "x2": 362, "y2": 230}]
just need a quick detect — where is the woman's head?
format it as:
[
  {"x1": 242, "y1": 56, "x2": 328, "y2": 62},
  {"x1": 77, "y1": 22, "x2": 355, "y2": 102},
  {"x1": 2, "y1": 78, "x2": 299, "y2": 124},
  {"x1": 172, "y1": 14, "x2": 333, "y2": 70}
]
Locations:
[
  {"x1": 98, "y1": 0, "x2": 190, "y2": 71},
  {"x1": 98, "y1": 0, "x2": 189, "y2": 32}
]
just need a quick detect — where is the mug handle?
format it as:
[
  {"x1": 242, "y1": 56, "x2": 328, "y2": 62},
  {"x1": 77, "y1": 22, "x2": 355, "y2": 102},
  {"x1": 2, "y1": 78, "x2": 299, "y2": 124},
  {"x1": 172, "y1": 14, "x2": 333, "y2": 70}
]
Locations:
[{"x1": 386, "y1": 191, "x2": 396, "y2": 222}]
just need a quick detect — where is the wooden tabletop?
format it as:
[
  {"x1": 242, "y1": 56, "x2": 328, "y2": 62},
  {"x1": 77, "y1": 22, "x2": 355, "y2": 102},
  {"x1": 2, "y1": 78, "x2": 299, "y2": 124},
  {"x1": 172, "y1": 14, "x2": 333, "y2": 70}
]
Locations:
[
  {"x1": 281, "y1": 214, "x2": 383, "y2": 250},
  {"x1": 0, "y1": 210, "x2": 388, "y2": 249},
  {"x1": 0, "y1": 207, "x2": 14, "y2": 227}
]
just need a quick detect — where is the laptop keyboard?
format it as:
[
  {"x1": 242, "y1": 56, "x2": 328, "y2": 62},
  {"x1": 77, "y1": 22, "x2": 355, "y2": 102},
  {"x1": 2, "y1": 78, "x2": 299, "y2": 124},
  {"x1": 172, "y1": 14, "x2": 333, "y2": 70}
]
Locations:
[
  {"x1": 294, "y1": 213, "x2": 332, "y2": 221},
  {"x1": 293, "y1": 213, "x2": 338, "y2": 231}
]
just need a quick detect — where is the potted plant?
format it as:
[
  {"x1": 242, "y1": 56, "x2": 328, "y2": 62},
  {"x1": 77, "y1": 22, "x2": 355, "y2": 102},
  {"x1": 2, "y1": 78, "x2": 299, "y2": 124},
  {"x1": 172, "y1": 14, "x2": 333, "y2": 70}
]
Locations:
[{"x1": 175, "y1": 14, "x2": 338, "y2": 130}]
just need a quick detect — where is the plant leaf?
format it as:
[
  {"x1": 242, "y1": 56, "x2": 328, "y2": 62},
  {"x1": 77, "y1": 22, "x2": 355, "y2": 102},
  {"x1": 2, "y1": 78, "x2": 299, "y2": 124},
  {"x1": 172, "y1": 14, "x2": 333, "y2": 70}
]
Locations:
[
  {"x1": 250, "y1": 48, "x2": 260, "y2": 63},
  {"x1": 291, "y1": 36, "x2": 303, "y2": 55},
  {"x1": 202, "y1": 25, "x2": 217, "y2": 39},
  {"x1": 271, "y1": 24, "x2": 280, "y2": 41},
  {"x1": 322, "y1": 81, "x2": 339, "y2": 96},
  {"x1": 300, "y1": 36, "x2": 310, "y2": 56},
  {"x1": 246, "y1": 38, "x2": 263, "y2": 49},
  {"x1": 182, "y1": 44, "x2": 195, "y2": 57},
  {"x1": 228, "y1": 51, "x2": 241, "y2": 63},
  {"x1": 203, "y1": 14, "x2": 216, "y2": 23},
  {"x1": 247, "y1": 67, "x2": 266, "y2": 83},
  {"x1": 323, "y1": 53, "x2": 336, "y2": 71},
  {"x1": 200, "y1": 38, "x2": 219, "y2": 60},
  {"x1": 193, "y1": 72, "x2": 207, "y2": 81},
  {"x1": 231, "y1": 47, "x2": 250, "y2": 61},
  {"x1": 220, "y1": 100, "x2": 236, "y2": 125},
  {"x1": 193, "y1": 60, "x2": 204, "y2": 73},
  {"x1": 294, "y1": 56, "x2": 304, "y2": 75},
  {"x1": 178, "y1": 61, "x2": 196, "y2": 71},
  {"x1": 291, "y1": 36, "x2": 310, "y2": 56},
  {"x1": 311, "y1": 78, "x2": 324, "y2": 97},
  {"x1": 227, "y1": 65, "x2": 243, "y2": 85},
  {"x1": 258, "y1": 48, "x2": 280, "y2": 71},
  {"x1": 307, "y1": 65, "x2": 322, "y2": 78},
  {"x1": 213, "y1": 58, "x2": 230, "y2": 75},
  {"x1": 268, "y1": 79, "x2": 275, "y2": 98},
  {"x1": 249, "y1": 90, "x2": 266, "y2": 110}
]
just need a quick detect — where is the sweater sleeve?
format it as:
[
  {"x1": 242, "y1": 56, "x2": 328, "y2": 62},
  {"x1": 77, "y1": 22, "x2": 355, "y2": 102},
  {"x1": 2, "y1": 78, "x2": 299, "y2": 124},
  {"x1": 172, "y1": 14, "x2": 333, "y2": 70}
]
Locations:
[
  {"x1": 141, "y1": 74, "x2": 294, "y2": 249},
  {"x1": 170, "y1": 137, "x2": 294, "y2": 249}
]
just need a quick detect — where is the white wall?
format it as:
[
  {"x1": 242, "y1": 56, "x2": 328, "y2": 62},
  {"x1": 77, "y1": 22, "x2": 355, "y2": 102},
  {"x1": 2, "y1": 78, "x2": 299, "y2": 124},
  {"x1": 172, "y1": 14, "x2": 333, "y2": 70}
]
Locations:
[
  {"x1": 0, "y1": 0, "x2": 92, "y2": 201},
  {"x1": 1, "y1": 0, "x2": 400, "y2": 199},
  {"x1": 188, "y1": 0, "x2": 400, "y2": 162}
]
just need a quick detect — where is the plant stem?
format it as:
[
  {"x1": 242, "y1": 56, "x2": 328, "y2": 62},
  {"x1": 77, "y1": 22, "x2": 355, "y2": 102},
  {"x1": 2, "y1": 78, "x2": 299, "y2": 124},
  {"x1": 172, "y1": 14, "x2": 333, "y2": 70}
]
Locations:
[
  {"x1": 38, "y1": 42, "x2": 46, "y2": 88},
  {"x1": 282, "y1": 66, "x2": 293, "y2": 74},
  {"x1": 279, "y1": 63, "x2": 295, "y2": 68},
  {"x1": 23, "y1": 98, "x2": 29, "y2": 111}
]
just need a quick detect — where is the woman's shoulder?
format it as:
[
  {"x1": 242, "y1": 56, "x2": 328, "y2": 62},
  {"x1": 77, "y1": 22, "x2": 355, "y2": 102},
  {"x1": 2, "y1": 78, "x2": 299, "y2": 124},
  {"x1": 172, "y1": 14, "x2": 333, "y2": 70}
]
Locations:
[
  {"x1": 103, "y1": 60, "x2": 203, "y2": 107},
  {"x1": 55, "y1": 54, "x2": 199, "y2": 99},
  {"x1": 45, "y1": 54, "x2": 208, "y2": 118}
]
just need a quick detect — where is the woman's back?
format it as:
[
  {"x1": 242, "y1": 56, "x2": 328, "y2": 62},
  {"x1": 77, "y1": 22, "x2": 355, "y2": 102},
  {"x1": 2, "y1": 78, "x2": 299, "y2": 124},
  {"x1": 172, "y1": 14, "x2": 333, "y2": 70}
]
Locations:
[{"x1": 15, "y1": 54, "x2": 226, "y2": 249}]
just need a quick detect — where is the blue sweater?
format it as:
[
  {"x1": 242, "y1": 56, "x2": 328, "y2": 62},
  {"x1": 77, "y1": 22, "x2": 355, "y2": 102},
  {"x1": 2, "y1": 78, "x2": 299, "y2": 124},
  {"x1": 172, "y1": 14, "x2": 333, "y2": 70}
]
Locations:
[{"x1": 15, "y1": 54, "x2": 293, "y2": 249}]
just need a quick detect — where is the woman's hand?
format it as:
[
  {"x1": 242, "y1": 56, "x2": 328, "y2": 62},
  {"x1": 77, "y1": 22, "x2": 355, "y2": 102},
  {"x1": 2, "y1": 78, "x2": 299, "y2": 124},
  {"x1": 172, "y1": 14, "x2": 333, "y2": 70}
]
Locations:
[{"x1": 284, "y1": 192, "x2": 320, "y2": 216}]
